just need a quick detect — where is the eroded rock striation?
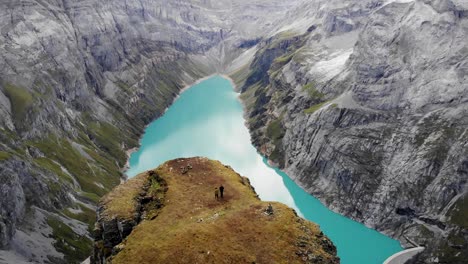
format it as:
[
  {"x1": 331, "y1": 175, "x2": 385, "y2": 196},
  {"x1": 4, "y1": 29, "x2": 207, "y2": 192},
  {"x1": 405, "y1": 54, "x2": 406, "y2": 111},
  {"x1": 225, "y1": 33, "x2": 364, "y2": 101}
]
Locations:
[{"x1": 234, "y1": 0, "x2": 468, "y2": 263}]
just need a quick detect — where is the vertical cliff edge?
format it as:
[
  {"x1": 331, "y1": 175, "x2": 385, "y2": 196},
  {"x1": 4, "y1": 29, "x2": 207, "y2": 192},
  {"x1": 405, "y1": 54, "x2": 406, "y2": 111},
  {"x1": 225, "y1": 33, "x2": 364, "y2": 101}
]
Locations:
[{"x1": 232, "y1": 0, "x2": 468, "y2": 263}]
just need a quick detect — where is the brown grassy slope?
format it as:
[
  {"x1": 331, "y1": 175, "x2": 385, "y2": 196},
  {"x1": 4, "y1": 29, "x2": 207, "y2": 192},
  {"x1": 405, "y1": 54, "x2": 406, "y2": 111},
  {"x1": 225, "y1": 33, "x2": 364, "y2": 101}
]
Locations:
[
  {"x1": 106, "y1": 157, "x2": 339, "y2": 264},
  {"x1": 99, "y1": 173, "x2": 148, "y2": 220}
]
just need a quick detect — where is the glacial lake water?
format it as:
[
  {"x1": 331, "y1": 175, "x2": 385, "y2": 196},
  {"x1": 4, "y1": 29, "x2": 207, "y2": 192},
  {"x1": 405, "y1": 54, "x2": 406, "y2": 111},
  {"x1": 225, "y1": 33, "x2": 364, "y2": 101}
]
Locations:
[{"x1": 126, "y1": 75, "x2": 403, "y2": 264}]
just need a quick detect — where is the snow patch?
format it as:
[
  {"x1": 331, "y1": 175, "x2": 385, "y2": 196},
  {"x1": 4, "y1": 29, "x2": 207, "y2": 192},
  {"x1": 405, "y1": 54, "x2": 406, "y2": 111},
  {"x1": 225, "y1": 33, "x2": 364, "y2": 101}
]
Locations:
[
  {"x1": 380, "y1": 0, "x2": 415, "y2": 10},
  {"x1": 309, "y1": 49, "x2": 353, "y2": 81},
  {"x1": 68, "y1": 193, "x2": 78, "y2": 203},
  {"x1": 276, "y1": 17, "x2": 316, "y2": 35},
  {"x1": 384, "y1": 0, "x2": 415, "y2": 5},
  {"x1": 94, "y1": 182, "x2": 105, "y2": 189},
  {"x1": 66, "y1": 207, "x2": 84, "y2": 215},
  {"x1": 226, "y1": 46, "x2": 258, "y2": 74},
  {"x1": 71, "y1": 142, "x2": 93, "y2": 160}
]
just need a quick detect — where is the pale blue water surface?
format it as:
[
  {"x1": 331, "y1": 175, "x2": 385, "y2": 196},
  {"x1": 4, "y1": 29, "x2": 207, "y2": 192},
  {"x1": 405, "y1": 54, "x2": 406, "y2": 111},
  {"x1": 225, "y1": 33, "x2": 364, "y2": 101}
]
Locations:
[{"x1": 127, "y1": 75, "x2": 403, "y2": 264}]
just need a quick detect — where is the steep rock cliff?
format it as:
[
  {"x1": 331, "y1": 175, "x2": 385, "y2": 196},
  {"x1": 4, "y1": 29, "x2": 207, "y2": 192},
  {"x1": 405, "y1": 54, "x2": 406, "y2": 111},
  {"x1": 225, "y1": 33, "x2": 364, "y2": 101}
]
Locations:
[{"x1": 235, "y1": 0, "x2": 468, "y2": 263}]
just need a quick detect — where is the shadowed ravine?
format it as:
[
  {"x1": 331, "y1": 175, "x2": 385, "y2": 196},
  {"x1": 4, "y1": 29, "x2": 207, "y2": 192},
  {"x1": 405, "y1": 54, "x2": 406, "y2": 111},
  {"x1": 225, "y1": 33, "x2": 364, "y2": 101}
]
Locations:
[{"x1": 127, "y1": 75, "x2": 403, "y2": 264}]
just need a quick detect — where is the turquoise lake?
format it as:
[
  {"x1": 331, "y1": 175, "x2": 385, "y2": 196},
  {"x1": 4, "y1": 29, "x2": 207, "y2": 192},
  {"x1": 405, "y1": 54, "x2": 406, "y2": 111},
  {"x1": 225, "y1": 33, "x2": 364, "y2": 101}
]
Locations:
[{"x1": 126, "y1": 75, "x2": 403, "y2": 264}]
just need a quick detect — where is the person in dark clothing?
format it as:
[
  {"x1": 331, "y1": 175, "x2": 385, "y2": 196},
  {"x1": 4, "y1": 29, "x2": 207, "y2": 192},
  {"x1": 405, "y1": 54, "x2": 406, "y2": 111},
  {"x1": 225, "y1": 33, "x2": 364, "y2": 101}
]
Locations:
[
  {"x1": 266, "y1": 203, "x2": 274, "y2": 215},
  {"x1": 219, "y1": 185, "x2": 224, "y2": 199}
]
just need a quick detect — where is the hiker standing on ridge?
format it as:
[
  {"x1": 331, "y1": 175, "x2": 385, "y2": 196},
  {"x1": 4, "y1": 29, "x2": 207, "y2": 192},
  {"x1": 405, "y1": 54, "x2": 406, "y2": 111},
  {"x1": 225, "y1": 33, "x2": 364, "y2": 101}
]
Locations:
[
  {"x1": 219, "y1": 185, "x2": 224, "y2": 199},
  {"x1": 215, "y1": 188, "x2": 219, "y2": 200}
]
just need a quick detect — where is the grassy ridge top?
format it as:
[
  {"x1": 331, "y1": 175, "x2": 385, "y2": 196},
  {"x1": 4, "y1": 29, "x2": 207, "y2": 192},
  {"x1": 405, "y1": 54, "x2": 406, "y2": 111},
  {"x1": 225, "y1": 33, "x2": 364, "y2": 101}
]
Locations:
[{"x1": 98, "y1": 157, "x2": 338, "y2": 264}]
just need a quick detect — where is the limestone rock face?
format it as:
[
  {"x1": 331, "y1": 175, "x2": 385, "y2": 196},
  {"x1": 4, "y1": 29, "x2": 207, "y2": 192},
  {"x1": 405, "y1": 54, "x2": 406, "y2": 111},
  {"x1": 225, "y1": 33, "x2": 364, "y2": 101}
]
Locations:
[{"x1": 238, "y1": 0, "x2": 468, "y2": 263}]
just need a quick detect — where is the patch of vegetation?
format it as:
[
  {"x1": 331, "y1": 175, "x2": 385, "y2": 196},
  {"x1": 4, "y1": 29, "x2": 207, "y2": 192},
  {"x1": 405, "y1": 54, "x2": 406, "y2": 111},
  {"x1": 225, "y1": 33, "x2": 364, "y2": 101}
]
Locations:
[
  {"x1": 302, "y1": 82, "x2": 325, "y2": 99},
  {"x1": 63, "y1": 204, "x2": 96, "y2": 233},
  {"x1": 244, "y1": 30, "x2": 307, "y2": 89},
  {"x1": 273, "y1": 53, "x2": 294, "y2": 64},
  {"x1": 177, "y1": 58, "x2": 213, "y2": 79},
  {"x1": 115, "y1": 81, "x2": 133, "y2": 93},
  {"x1": 32, "y1": 80, "x2": 54, "y2": 99},
  {"x1": 30, "y1": 136, "x2": 119, "y2": 196},
  {"x1": 229, "y1": 65, "x2": 251, "y2": 87},
  {"x1": 100, "y1": 173, "x2": 148, "y2": 221},
  {"x1": 239, "y1": 83, "x2": 262, "y2": 111},
  {"x1": 430, "y1": 195, "x2": 468, "y2": 263},
  {"x1": 47, "y1": 180, "x2": 63, "y2": 199},
  {"x1": 84, "y1": 148, "x2": 121, "y2": 179},
  {"x1": 47, "y1": 216, "x2": 92, "y2": 264},
  {"x1": 0, "y1": 131, "x2": 25, "y2": 158},
  {"x1": 269, "y1": 141, "x2": 285, "y2": 164},
  {"x1": 0, "y1": 151, "x2": 12, "y2": 161},
  {"x1": 148, "y1": 176, "x2": 161, "y2": 194},
  {"x1": 435, "y1": 230, "x2": 468, "y2": 264},
  {"x1": 269, "y1": 55, "x2": 293, "y2": 75},
  {"x1": 304, "y1": 101, "x2": 330, "y2": 114},
  {"x1": 78, "y1": 192, "x2": 101, "y2": 204},
  {"x1": 269, "y1": 68, "x2": 284, "y2": 81},
  {"x1": 292, "y1": 47, "x2": 309, "y2": 63},
  {"x1": 266, "y1": 119, "x2": 286, "y2": 166},
  {"x1": 3, "y1": 83, "x2": 33, "y2": 123},
  {"x1": 266, "y1": 119, "x2": 284, "y2": 141},
  {"x1": 87, "y1": 121, "x2": 127, "y2": 166},
  {"x1": 0, "y1": 128, "x2": 18, "y2": 140},
  {"x1": 418, "y1": 225, "x2": 434, "y2": 238},
  {"x1": 450, "y1": 195, "x2": 468, "y2": 229},
  {"x1": 268, "y1": 30, "x2": 301, "y2": 48},
  {"x1": 447, "y1": 230, "x2": 466, "y2": 245},
  {"x1": 34, "y1": 157, "x2": 73, "y2": 184}
]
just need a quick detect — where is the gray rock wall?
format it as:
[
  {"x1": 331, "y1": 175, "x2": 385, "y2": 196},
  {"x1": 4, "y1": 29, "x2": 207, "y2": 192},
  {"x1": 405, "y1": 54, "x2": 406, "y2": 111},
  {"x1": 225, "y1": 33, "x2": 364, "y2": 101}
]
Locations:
[{"x1": 238, "y1": 0, "x2": 468, "y2": 263}]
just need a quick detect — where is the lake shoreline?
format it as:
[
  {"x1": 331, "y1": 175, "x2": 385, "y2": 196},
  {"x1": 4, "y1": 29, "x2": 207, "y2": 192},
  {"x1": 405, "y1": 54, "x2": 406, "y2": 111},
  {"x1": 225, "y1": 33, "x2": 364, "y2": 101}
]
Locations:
[
  {"x1": 121, "y1": 74, "x2": 221, "y2": 178},
  {"x1": 124, "y1": 75, "x2": 403, "y2": 263}
]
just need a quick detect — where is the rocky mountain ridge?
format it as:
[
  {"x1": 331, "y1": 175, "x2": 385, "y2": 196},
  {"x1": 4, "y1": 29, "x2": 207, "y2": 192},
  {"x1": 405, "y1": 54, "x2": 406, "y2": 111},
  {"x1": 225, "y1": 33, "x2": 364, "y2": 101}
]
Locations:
[
  {"x1": 0, "y1": 0, "x2": 467, "y2": 263},
  {"x1": 91, "y1": 157, "x2": 339, "y2": 264}
]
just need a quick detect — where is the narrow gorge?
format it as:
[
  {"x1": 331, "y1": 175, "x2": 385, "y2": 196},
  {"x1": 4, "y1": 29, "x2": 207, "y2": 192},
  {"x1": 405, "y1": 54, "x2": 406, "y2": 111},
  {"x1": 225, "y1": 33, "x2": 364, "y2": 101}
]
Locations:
[{"x1": 0, "y1": 0, "x2": 467, "y2": 263}]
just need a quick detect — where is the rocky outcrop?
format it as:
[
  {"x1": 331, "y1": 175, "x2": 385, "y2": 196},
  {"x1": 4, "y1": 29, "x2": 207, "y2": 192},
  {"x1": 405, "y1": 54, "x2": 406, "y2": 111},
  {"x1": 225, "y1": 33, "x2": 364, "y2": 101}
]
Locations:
[
  {"x1": 235, "y1": 0, "x2": 468, "y2": 263},
  {"x1": 93, "y1": 170, "x2": 167, "y2": 263},
  {"x1": 92, "y1": 157, "x2": 339, "y2": 264}
]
